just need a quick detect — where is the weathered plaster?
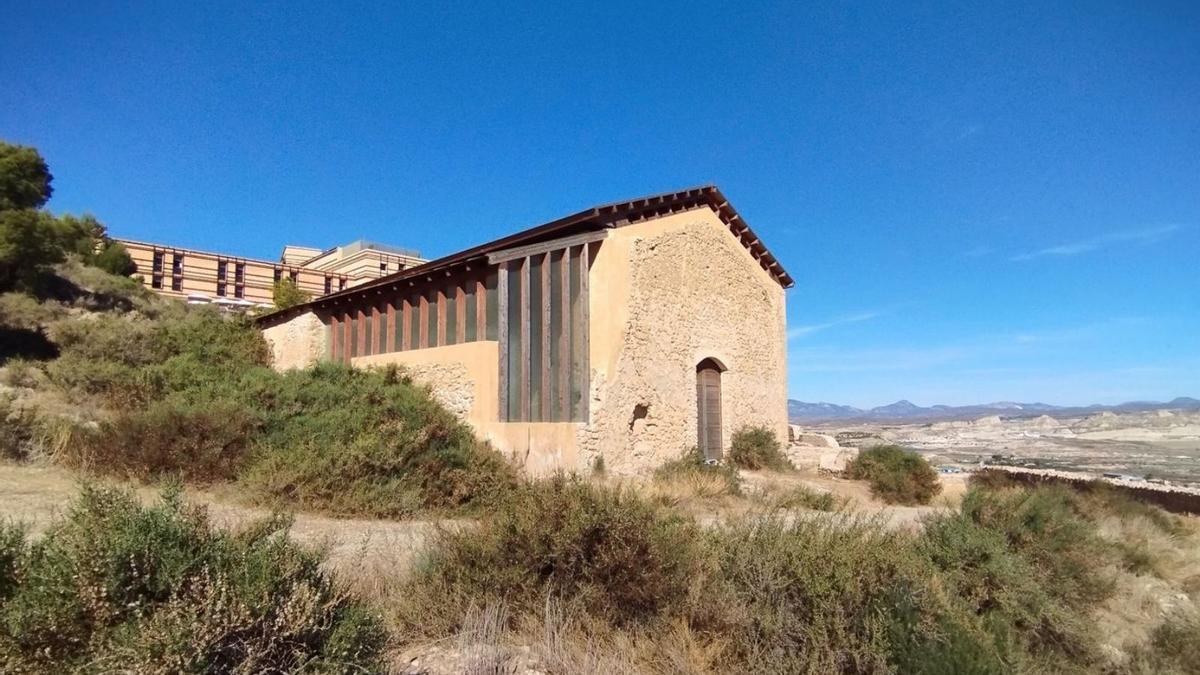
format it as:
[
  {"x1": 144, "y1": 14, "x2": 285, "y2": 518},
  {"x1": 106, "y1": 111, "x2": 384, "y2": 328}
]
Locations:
[
  {"x1": 262, "y1": 311, "x2": 328, "y2": 371},
  {"x1": 580, "y1": 209, "x2": 788, "y2": 474}
]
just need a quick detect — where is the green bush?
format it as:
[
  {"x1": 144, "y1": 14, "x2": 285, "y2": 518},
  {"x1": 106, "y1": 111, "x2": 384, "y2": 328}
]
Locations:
[
  {"x1": 728, "y1": 424, "x2": 792, "y2": 471},
  {"x1": 0, "y1": 485, "x2": 384, "y2": 672},
  {"x1": 236, "y1": 363, "x2": 521, "y2": 517},
  {"x1": 272, "y1": 277, "x2": 310, "y2": 309},
  {"x1": 919, "y1": 486, "x2": 1113, "y2": 668},
  {"x1": 846, "y1": 444, "x2": 942, "y2": 505},
  {"x1": 36, "y1": 287, "x2": 518, "y2": 517},
  {"x1": 393, "y1": 476, "x2": 708, "y2": 637},
  {"x1": 653, "y1": 446, "x2": 741, "y2": 495}
]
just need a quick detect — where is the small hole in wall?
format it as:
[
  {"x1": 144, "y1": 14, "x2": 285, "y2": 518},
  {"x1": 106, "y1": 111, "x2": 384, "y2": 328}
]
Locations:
[{"x1": 629, "y1": 403, "x2": 650, "y2": 431}]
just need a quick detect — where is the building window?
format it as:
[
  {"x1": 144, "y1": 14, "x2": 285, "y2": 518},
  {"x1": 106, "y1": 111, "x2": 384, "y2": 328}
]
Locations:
[
  {"x1": 499, "y1": 245, "x2": 589, "y2": 423},
  {"x1": 379, "y1": 262, "x2": 387, "y2": 273},
  {"x1": 171, "y1": 253, "x2": 184, "y2": 275},
  {"x1": 151, "y1": 275, "x2": 162, "y2": 289},
  {"x1": 324, "y1": 276, "x2": 332, "y2": 294},
  {"x1": 152, "y1": 251, "x2": 163, "y2": 272},
  {"x1": 339, "y1": 278, "x2": 346, "y2": 290},
  {"x1": 171, "y1": 276, "x2": 182, "y2": 292},
  {"x1": 216, "y1": 282, "x2": 226, "y2": 297},
  {"x1": 217, "y1": 260, "x2": 227, "y2": 280},
  {"x1": 234, "y1": 285, "x2": 244, "y2": 299},
  {"x1": 235, "y1": 263, "x2": 245, "y2": 284},
  {"x1": 273, "y1": 267, "x2": 281, "y2": 283},
  {"x1": 289, "y1": 270, "x2": 298, "y2": 283}
]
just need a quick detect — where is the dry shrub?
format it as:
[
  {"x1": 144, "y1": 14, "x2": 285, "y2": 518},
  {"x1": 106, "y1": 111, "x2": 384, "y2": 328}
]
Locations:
[
  {"x1": 919, "y1": 485, "x2": 1115, "y2": 669},
  {"x1": 653, "y1": 447, "x2": 741, "y2": 498},
  {"x1": 845, "y1": 444, "x2": 942, "y2": 505},
  {"x1": 67, "y1": 399, "x2": 258, "y2": 483},
  {"x1": 0, "y1": 485, "x2": 384, "y2": 672},
  {"x1": 391, "y1": 476, "x2": 709, "y2": 640},
  {"x1": 759, "y1": 482, "x2": 840, "y2": 511}
]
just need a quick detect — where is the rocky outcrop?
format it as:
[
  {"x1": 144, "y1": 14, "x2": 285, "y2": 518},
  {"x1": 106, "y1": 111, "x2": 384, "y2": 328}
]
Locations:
[{"x1": 786, "y1": 428, "x2": 859, "y2": 472}]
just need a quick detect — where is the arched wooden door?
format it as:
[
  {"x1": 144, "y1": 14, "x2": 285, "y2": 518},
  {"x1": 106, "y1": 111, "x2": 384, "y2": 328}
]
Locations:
[{"x1": 696, "y1": 359, "x2": 723, "y2": 461}]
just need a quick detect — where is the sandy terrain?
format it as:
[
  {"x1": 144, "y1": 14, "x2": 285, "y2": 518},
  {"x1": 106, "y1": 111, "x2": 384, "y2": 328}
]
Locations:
[
  {"x1": 817, "y1": 409, "x2": 1200, "y2": 487},
  {"x1": 0, "y1": 463, "x2": 438, "y2": 575}
]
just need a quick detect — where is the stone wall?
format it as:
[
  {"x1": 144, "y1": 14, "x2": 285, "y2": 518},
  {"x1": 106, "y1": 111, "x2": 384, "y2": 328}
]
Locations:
[
  {"x1": 398, "y1": 361, "x2": 475, "y2": 420},
  {"x1": 580, "y1": 212, "x2": 788, "y2": 474},
  {"x1": 261, "y1": 310, "x2": 327, "y2": 371}
]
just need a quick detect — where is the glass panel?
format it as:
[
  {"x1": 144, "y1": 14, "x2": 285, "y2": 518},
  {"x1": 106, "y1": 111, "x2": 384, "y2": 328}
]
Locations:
[
  {"x1": 427, "y1": 289, "x2": 439, "y2": 348},
  {"x1": 377, "y1": 306, "x2": 388, "y2": 353},
  {"x1": 506, "y1": 261, "x2": 523, "y2": 421},
  {"x1": 528, "y1": 255, "x2": 543, "y2": 422},
  {"x1": 445, "y1": 283, "x2": 457, "y2": 346},
  {"x1": 409, "y1": 296, "x2": 420, "y2": 350},
  {"x1": 464, "y1": 281, "x2": 477, "y2": 342},
  {"x1": 568, "y1": 247, "x2": 582, "y2": 421},
  {"x1": 549, "y1": 250, "x2": 564, "y2": 421},
  {"x1": 486, "y1": 268, "x2": 499, "y2": 340}
]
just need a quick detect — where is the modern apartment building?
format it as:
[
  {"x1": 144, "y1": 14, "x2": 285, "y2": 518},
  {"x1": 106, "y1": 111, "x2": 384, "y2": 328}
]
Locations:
[{"x1": 119, "y1": 238, "x2": 425, "y2": 308}]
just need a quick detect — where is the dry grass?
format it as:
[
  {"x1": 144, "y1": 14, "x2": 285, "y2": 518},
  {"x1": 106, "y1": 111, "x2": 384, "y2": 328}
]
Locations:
[{"x1": 1092, "y1": 503, "x2": 1200, "y2": 657}]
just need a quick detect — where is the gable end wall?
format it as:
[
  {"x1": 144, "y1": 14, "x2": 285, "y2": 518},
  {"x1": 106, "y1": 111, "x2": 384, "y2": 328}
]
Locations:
[{"x1": 580, "y1": 208, "x2": 788, "y2": 473}]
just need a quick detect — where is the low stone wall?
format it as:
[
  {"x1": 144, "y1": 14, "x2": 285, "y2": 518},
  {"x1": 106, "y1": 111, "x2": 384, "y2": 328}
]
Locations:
[{"x1": 983, "y1": 467, "x2": 1200, "y2": 516}]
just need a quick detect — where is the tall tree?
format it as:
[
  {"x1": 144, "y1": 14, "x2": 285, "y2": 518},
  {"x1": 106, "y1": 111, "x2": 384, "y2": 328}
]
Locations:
[
  {"x1": 272, "y1": 278, "x2": 311, "y2": 309},
  {"x1": 0, "y1": 142, "x2": 53, "y2": 211}
]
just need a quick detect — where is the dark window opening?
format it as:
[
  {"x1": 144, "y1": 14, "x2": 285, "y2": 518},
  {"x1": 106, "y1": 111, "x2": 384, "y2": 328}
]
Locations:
[
  {"x1": 151, "y1": 275, "x2": 162, "y2": 289},
  {"x1": 216, "y1": 282, "x2": 226, "y2": 297},
  {"x1": 235, "y1": 263, "x2": 245, "y2": 283},
  {"x1": 152, "y1": 251, "x2": 163, "y2": 272},
  {"x1": 234, "y1": 285, "x2": 244, "y2": 299},
  {"x1": 324, "y1": 276, "x2": 332, "y2": 294},
  {"x1": 217, "y1": 260, "x2": 227, "y2": 280}
]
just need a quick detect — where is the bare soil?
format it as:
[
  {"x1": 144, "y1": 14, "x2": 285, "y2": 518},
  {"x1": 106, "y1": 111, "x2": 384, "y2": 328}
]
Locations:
[{"x1": 0, "y1": 462, "x2": 438, "y2": 575}]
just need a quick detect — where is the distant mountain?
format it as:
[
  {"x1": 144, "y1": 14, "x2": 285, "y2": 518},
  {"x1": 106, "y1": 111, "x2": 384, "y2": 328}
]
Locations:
[
  {"x1": 787, "y1": 397, "x2": 1200, "y2": 422},
  {"x1": 787, "y1": 401, "x2": 865, "y2": 419}
]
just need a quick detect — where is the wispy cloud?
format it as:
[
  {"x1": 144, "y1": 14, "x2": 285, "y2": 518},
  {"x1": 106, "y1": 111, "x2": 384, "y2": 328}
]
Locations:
[
  {"x1": 1011, "y1": 225, "x2": 1182, "y2": 261},
  {"x1": 1010, "y1": 317, "x2": 1148, "y2": 344},
  {"x1": 787, "y1": 310, "x2": 883, "y2": 340}
]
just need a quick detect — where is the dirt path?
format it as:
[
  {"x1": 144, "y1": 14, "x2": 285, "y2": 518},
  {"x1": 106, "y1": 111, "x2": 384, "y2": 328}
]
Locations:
[{"x1": 0, "y1": 462, "x2": 438, "y2": 575}]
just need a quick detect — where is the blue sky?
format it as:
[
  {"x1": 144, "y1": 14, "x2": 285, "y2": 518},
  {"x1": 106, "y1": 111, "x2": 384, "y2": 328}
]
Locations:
[{"x1": 3, "y1": 2, "x2": 1197, "y2": 407}]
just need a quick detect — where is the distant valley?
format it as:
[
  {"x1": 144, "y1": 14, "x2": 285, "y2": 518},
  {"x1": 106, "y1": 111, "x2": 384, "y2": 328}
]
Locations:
[{"x1": 788, "y1": 396, "x2": 1200, "y2": 422}]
